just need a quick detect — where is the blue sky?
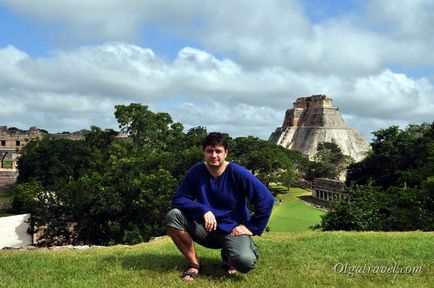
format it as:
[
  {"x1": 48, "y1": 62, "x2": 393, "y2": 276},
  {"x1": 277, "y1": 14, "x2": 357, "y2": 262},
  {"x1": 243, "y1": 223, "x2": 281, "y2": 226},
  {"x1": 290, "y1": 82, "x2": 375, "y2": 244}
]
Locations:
[
  {"x1": 0, "y1": 6, "x2": 49, "y2": 56},
  {"x1": 0, "y1": 0, "x2": 433, "y2": 142}
]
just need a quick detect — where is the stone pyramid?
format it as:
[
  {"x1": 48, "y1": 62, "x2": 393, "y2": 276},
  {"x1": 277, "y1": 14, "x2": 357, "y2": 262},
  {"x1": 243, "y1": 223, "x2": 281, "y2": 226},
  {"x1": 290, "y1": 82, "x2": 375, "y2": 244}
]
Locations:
[{"x1": 269, "y1": 94, "x2": 370, "y2": 161}]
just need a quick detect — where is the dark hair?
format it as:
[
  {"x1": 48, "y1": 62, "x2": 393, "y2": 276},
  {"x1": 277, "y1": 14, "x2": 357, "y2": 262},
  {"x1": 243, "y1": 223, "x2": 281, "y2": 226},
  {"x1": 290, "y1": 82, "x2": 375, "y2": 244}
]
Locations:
[{"x1": 202, "y1": 132, "x2": 228, "y2": 150}]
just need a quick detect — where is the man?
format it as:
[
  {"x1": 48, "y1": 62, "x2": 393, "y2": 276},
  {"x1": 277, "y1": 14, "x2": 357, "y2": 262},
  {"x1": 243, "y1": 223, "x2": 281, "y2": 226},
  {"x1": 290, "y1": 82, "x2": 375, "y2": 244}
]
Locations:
[{"x1": 165, "y1": 132, "x2": 274, "y2": 281}]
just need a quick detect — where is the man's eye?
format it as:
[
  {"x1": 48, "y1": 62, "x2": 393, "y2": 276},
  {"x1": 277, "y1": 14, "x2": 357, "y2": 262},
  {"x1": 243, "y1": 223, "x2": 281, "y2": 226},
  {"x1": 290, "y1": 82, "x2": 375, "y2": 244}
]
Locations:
[{"x1": 206, "y1": 149, "x2": 224, "y2": 154}]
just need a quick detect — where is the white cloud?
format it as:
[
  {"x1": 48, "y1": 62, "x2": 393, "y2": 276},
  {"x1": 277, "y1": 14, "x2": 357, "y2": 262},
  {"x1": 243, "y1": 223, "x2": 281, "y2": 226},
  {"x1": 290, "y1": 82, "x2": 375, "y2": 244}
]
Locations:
[
  {"x1": 171, "y1": 101, "x2": 281, "y2": 139},
  {"x1": 0, "y1": 0, "x2": 433, "y2": 140},
  {"x1": 2, "y1": 43, "x2": 433, "y2": 139},
  {"x1": 0, "y1": 0, "x2": 202, "y2": 41},
  {"x1": 366, "y1": 0, "x2": 434, "y2": 40},
  {"x1": 2, "y1": 0, "x2": 434, "y2": 72},
  {"x1": 340, "y1": 69, "x2": 434, "y2": 120}
]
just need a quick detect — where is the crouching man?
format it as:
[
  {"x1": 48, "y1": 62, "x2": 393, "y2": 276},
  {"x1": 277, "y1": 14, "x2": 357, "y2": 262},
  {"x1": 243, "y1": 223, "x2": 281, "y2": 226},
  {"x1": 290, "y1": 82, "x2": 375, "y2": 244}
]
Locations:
[{"x1": 166, "y1": 132, "x2": 274, "y2": 281}]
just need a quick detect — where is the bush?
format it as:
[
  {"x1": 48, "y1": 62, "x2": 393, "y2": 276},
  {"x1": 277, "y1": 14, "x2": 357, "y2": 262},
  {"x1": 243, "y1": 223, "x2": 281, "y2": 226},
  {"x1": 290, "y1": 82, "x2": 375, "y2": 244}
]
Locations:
[{"x1": 318, "y1": 180, "x2": 433, "y2": 231}]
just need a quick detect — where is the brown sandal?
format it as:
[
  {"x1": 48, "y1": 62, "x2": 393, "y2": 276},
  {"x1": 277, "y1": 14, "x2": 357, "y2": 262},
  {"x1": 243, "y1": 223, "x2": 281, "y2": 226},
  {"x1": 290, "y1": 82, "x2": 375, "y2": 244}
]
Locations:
[{"x1": 181, "y1": 263, "x2": 200, "y2": 280}]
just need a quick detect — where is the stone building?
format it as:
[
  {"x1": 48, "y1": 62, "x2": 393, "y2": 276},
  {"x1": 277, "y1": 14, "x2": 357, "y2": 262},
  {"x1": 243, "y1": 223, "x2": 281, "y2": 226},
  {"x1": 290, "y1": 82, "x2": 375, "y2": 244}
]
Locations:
[
  {"x1": 312, "y1": 178, "x2": 347, "y2": 203},
  {"x1": 269, "y1": 94, "x2": 371, "y2": 161},
  {"x1": 0, "y1": 126, "x2": 48, "y2": 169},
  {"x1": 0, "y1": 126, "x2": 47, "y2": 192}
]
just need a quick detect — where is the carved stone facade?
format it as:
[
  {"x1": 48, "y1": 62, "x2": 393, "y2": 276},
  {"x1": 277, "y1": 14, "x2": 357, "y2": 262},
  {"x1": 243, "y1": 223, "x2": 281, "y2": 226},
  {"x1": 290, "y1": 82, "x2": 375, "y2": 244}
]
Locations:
[
  {"x1": 269, "y1": 94, "x2": 371, "y2": 161},
  {"x1": 312, "y1": 178, "x2": 347, "y2": 202},
  {"x1": 0, "y1": 126, "x2": 48, "y2": 169}
]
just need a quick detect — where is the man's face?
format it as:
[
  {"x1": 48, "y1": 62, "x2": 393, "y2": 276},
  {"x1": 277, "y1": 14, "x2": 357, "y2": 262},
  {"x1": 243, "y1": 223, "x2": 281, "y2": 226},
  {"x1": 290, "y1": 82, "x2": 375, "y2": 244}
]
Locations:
[{"x1": 204, "y1": 145, "x2": 228, "y2": 167}]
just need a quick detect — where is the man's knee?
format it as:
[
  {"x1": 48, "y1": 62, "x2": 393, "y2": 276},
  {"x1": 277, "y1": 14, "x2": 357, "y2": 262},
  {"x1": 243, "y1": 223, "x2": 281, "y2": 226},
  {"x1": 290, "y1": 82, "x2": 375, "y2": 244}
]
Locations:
[
  {"x1": 231, "y1": 255, "x2": 257, "y2": 273},
  {"x1": 230, "y1": 252, "x2": 257, "y2": 273},
  {"x1": 165, "y1": 208, "x2": 186, "y2": 230}
]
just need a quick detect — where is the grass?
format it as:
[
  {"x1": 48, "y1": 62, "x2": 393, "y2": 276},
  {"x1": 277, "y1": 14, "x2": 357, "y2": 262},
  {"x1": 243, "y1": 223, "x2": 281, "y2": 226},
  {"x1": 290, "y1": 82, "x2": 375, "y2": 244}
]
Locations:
[
  {"x1": 0, "y1": 188, "x2": 14, "y2": 204},
  {"x1": 0, "y1": 187, "x2": 432, "y2": 287},
  {"x1": 268, "y1": 187, "x2": 326, "y2": 232},
  {"x1": 0, "y1": 232, "x2": 432, "y2": 288}
]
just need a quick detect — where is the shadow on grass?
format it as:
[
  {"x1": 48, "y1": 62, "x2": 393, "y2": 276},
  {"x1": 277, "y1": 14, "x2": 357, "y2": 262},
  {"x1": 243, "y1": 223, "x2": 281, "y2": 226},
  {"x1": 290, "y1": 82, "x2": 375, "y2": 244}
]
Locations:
[{"x1": 105, "y1": 251, "x2": 245, "y2": 281}]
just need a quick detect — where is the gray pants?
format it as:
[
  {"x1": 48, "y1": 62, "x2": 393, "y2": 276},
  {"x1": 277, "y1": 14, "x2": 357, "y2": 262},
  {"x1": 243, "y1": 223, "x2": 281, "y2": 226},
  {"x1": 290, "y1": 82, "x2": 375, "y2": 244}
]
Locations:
[{"x1": 165, "y1": 208, "x2": 259, "y2": 273}]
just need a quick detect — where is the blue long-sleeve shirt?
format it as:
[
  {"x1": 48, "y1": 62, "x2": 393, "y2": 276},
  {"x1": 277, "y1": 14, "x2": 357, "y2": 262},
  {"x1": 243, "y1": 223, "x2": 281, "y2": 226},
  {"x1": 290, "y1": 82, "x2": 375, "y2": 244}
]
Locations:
[{"x1": 172, "y1": 162, "x2": 274, "y2": 236}]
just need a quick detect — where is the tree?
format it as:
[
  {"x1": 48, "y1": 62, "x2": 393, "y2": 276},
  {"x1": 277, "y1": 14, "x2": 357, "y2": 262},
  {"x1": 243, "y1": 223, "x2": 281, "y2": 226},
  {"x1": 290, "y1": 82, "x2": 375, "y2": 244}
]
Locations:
[
  {"x1": 17, "y1": 137, "x2": 93, "y2": 187},
  {"x1": 346, "y1": 122, "x2": 434, "y2": 188},
  {"x1": 114, "y1": 103, "x2": 183, "y2": 152},
  {"x1": 306, "y1": 142, "x2": 353, "y2": 180},
  {"x1": 13, "y1": 104, "x2": 207, "y2": 245},
  {"x1": 229, "y1": 136, "x2": 307, "y2": 188},
  {"x1": 318, "y1": 122, "x2": 434, "y2": 232}
]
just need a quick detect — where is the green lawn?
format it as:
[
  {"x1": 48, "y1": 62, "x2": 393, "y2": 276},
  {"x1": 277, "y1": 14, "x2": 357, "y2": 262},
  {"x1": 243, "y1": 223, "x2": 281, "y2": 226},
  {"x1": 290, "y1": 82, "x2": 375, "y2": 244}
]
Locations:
[
  {"x1": 0, "y1": 232, "x2": 432, "y2": 288},
  {"x1": 268, "y1": 187, "x2": 326, "y2": 232}
]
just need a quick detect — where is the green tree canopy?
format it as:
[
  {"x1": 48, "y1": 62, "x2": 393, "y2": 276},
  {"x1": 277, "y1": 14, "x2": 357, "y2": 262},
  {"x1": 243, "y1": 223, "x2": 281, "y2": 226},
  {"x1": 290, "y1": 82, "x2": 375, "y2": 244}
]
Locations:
[
  {"x1": 346, "y1": 122, "x2": 434, "y2": 188},
  {"x1": 229, "y1": 136, "x2": 308, "y2": 188},
  {"x1": 306, "y1": 142, "x2": 353, "y2": 180},
  {"x1": 318, "y1": 122, "x2": 434, "y2": 232}
]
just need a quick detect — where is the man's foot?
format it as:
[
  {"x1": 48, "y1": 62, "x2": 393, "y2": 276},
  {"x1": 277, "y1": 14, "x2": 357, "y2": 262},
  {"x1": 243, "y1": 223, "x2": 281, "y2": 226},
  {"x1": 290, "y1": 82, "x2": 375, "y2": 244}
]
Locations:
[
  {"x1": 181, "y1": 263, "x2": 200, "y2": 281},
  {"x1": 221, "y1": 249, "x2": 237, "y2": 275},
  {"x1": 223, "y1": 260, "x2": 238, "y2": 275}
]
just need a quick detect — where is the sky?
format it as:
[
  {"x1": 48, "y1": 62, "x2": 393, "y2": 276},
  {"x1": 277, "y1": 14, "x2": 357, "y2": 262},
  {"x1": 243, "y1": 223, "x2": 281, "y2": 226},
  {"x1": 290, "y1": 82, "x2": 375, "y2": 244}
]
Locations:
[{"x1": 0, "y1": 0, "x2": 433, "y2": 142}]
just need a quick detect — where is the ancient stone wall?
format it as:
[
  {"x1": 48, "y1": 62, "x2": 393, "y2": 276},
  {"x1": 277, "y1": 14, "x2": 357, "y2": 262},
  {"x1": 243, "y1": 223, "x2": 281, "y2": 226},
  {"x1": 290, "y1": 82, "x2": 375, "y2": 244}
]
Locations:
[
  {"x1": 312, "y1": 178, "x2": 347, "y2": 203},
  {"x1": 0, "y1": 169, "x2": 18, "y2": 192},
  {"x1": 0, "y1": 126, "x2": 47, "y2": 149},
  {"x1": 0, "y1": 126, "x2": 47, "y2": 170}
]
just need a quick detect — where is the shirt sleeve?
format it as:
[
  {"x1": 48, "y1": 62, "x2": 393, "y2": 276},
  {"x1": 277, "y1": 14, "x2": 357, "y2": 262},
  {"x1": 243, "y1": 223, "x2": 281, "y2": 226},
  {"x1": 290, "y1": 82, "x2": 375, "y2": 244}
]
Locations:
[
  {"x1": 171, "y1": 165, "x2": 211, "y2": 222},
  {"x1": 237, "y1": 166, "x2": 275, "y2": 236}
]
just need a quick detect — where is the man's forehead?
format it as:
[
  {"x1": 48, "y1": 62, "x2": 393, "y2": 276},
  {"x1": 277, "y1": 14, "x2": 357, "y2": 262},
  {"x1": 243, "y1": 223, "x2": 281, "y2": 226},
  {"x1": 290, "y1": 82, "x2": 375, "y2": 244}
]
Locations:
[{"x1": 205, "y1": 145, "x2": 227, "y2": 151}]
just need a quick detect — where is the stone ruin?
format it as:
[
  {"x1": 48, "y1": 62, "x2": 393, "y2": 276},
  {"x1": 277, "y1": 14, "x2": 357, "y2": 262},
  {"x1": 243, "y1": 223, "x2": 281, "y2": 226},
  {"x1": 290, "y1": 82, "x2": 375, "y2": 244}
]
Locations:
[
  {"x1": 0, "y1": 126, "x2": 47, "y2": 192},
  {"x1": 269, "y1": 94, "x2": 371, "y2": 162}
]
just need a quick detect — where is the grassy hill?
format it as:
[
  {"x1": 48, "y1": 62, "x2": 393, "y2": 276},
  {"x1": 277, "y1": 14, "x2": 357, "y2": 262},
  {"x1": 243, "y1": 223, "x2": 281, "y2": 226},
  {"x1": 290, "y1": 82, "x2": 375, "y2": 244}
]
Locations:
[{"x1": 0, "y1": 188, "x2": 433, "y2": 287}]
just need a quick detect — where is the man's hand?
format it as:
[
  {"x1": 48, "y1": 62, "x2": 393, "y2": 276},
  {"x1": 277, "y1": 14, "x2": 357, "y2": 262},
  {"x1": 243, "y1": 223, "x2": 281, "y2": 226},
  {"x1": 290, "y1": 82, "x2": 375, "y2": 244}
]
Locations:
[
  {"x1": 204, "y1": 211, "x2": 217, "y2": 231},
  {"x1": 230, "y1": 224, "x2": 253, "y2": 236}
]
